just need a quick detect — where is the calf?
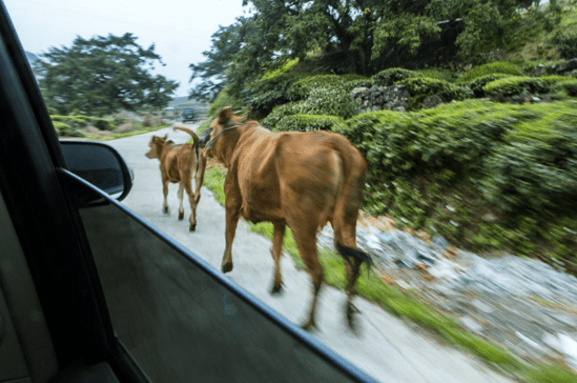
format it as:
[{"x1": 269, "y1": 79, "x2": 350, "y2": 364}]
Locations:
[{"x1": 145, "y1": 126, "x2": 206, "y2": 231}]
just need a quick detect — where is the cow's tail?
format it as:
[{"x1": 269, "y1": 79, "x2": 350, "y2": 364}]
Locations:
[
  {"x1": 330, "y1": 136, "x2": 373, "y2": 269},
  {"x1": 174, "y1": 126, "x2": 200, "y2": 170}
]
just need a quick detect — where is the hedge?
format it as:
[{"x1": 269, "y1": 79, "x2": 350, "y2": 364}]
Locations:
[
  {"x1": 273, "y1": 114, "x2": 346, "y2": 132},
  {"x1": 483, "y1": 75, "x2": 573, "y2": 96},
  {"x1": 456, "y1": 61, "x2": 524, "y2": 83}
]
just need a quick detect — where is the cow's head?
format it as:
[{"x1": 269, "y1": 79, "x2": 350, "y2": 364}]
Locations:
[
  {"x1": 200, "y1": 107, "x2": 251, "y2": 164},
  {"x1": 145, "y1": 134, "x2": 168, "y2": 159}
]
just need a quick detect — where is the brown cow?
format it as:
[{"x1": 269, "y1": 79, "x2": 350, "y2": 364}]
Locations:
[
  {"x1": 200, "y1": 107, "x2": 371, "y2": 331},
  {"x1": 146, "y1": 126, "x2": 207, "y2": 231}
]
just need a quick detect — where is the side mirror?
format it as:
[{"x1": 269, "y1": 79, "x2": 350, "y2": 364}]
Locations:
[{"x1": 59, "y1": 140, "x2": 133, "y2": 201}]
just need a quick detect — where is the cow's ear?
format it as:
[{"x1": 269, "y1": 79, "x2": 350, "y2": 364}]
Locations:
[
  {"x1": 242, "y1": 110, "x2": 252, "y2": 122},
  {"x1": 218, "y1": 107, "x2": 233, "y2": 124}
]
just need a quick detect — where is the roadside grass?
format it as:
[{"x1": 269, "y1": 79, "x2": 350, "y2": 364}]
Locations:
[
  {"x1": 85, "y1": 123, "x2": 172, "y2": 140},
  {"x1": 202, "y1": 163, "x2": 576, "y2": 382}
]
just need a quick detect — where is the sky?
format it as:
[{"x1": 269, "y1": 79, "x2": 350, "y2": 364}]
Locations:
[{"x1": 3, "y1": 0, "x2": 248, "y2": 97}]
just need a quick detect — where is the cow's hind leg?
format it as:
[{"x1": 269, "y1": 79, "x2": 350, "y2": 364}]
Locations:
[
  {"x1": 333, "y1": 219, "x2": 367, "y2": 332},
  {"x1": 177, "y1": 183, "x2": 185, "y2": 220},
  {"x1": 222, "y1": 191, "x2": 241, "y2": 273},
  {"x1": 162, "y1": 177, "x2": 169, "y2": 214},
  {"x1": 292, "y1": 225, "x2": 323, "y2": 331},
  {"x1": 182, "y1": 171, "x2": 196, "y2": 231},
  {"x1": 270, "y1": 223, "x2": 286, "y2": 294}
]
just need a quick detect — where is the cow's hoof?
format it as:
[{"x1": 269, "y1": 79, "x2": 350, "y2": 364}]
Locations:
[
  {"x1": 163, "y1": 207, "x2": 169, "y2": 214},
  {"x1": 301, "y1": 320, "x2": 317, "y2": 332},
  {"x1": 222, "y1": 262, "x2": 233, "y2": 273},
  {"x1": 178, "y1": 212, "x2": 184, "y2": 220},
  {"x1": 270, "y1": 282, "x2": 283, "y2": 295},
  {"x1": 346, "y1": 304, "x2": 361, "y2": 333},
  {"x1": 189, "y1": 224, "x2": 196, "y2": 232}
]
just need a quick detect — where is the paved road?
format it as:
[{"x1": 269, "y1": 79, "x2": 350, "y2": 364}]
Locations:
[{"x1": 107, "y1": 123, "x2": 514, "y2": 383}]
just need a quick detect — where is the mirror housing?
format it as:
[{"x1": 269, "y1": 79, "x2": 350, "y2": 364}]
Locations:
[{"x1": 59, "y1": 140, "x2": 133, "y2": 201}]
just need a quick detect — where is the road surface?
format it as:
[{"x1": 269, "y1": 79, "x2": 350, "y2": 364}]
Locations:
[{"x1": 107, "y1": 122, "x2": 514, "y2": 383}]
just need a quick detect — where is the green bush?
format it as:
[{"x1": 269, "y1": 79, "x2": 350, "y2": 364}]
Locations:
[
  {"x1": 51, "y1": 115, "x2": 91, "y2": 129},
  {"x1": 242, "y1": 73, "x2": 298, "y2": 117},
  {"x1": 416, "y1": 68, "x2": 456, "y2": 82},
  {"x1": 465, "y1": 74, "x2": 512, "y2": 97},
  {"x1": 262, "y1": 84, "x2": 359, "y2": 125},
  {"x1": 398, "y1": 77, "x2": 473, "y2": 101},
  {"x1": 90, "y1": 117, "x2": 114, "y2": 131},
  {"x1": 52, "y1": 121, "x2": 85, "y2": 137},
  {"x1": 286, "y1": 74, "x2": 353, "y2": 101},
  {"x1": 483, "y1": 75, "x2": 573, "y2": 96},
  {"x1": 273, "y1": 114, "x2": 345, "y2": 132},
  {"x1": 552, "y1": 29, "x2": 577, "y2": 59},
  {"x1": 482, "y1": 102, "x2": 577, "y2": 215},
  {"x1": 553, "y1": 79, "x2": 577, "y2": 96},
  {"x1": 371, "y1": 68, "x2": 423, "y2": 86},
  {"x1": 304, "y1": 86, "x2": 360, "y2": 118},
  {"x1": 262, "y1": 102, "x2": 306, "y2": 129},
  {"x1": 207, "y1": 87, "x2": 244, "y2": 118},
  {"x1": 456, "y1": 61, "x2": 524, "y2": 84}
]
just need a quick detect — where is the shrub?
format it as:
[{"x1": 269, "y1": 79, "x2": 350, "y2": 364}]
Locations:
[
  {"x1": 465, "y1": 74, "x2": 513, "y2": 97},
  {"x1": 262, "y1": 102, "x2": 306, "y2": 129},
  {"x1": 553, "y1": 79, "x2": 577, "y2": 96},
  {"x1": 416, "y1": 68, "x2": 456, "y2": 82},
  {"x1": 398, "y1": 77, "x2": 473, "y2": 101},
  {"x1": 207, "y1": 87, "x2": 244, "y2": 118},
  {"x1": 456, "y1": 61, "x2": 524, "y2": 84},
  {"x1": 273, "y1": 114, "x2": 345, "y2": 132},
  {"x1": 483, "y1": 75, "x2": 573, "y2": 96},
  {"x1": 51, "y1": 115, "x2": 91, "y2": 129},
  {"x1": 286, "y1": 74, "x2": 352, "y2": 101},
  {"x1": 371, "y1": 68, "x2": 423, "y2": 86},
  {"x1": 52, "y1": 121, "x2": 85, "y2": 137},
  {"x1": 482, "y1": 102, "x2": 577, "y2": 215},
  {"x1": 242, "y1": 73, "x2": 298, "y2": 117},
  {"x1": 551, "y1": 29, "x2": 577, "y2": 59},
  {"x1": 90, "y1": 117, "x2": 115, "y2": 131},
  {"x1": 304, "y1": 86, "x2": 360, "y2": 118}
]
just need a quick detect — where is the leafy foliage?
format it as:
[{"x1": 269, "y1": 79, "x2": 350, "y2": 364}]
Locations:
[
  {"x1": 456, "y1": 61, "x2": 524, "y2": 83},
  {"x1": 465, "y1": 74, "x2": 513, "y2": 97},
  {"x1": 34, "y1": 33, "x2": 178, "y2": 116},
  {"x1": 271, "y1": 114, "x2": 345, "y2": 132},
  {"x1": 371, "y1": 68, "x2": 423, "y2": 86},
  {"x1": 190, "y1": 1, "x2": 556, "y2": 101},
  {"x1": 398, "y1": 77, "x2": 473, "y2": 101},
  {"x1": 483, "y1": 75, "x2": 573, "y2": 96}
]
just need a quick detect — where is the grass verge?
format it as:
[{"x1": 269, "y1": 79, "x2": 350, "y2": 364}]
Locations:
[
  {"x1": 202, "y1": 162, "x2": 576, "y2": 383},
  {"x1": 85, "y1": 123, "x2": 173, "y2": 140}
]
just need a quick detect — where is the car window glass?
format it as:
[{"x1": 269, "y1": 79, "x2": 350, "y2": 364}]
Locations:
[{"x1": 79, "y1": 201, "x2": 358, "y2": 383}]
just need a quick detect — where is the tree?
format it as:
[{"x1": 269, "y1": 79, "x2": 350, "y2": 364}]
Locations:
[
  {"x1": 34, "y1": 33, "x2": 178, "y2": 116},
  {"x1": 189, "y1": 0, "x2": 555, "y2": 101}
]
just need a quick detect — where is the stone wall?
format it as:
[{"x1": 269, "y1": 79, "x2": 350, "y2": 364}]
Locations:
[{"x1": 351, "y1": 85, "x2": 410, "y2": 112}]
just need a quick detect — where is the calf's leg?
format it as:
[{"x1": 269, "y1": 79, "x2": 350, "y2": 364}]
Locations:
[
  {"x1": 177, "y1": 183, "x2": 185, "y2": 220},
  {"x1": 162, "y1": 177, "x2": 169, "y2": 214}
]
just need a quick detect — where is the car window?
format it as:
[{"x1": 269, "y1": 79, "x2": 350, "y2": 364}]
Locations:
[
  {"x1": 6, "y1": 1, "x2": 577, "y2": 383},
  {"x1": 78, "y1": 194, "x2": 361, "y2": 383}
]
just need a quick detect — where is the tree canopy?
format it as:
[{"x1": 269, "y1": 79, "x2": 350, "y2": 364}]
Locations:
[
  {"x1": 34, "y1": 33, "x2": 178, "y2": 116},
  {"x1": 189, "y1": 0, "x2": 560, "y2": 101}
]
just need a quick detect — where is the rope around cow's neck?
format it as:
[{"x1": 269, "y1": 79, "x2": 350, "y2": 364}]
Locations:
[{"x1": 205, "y1": 122, "x2": 245, "y2": 149}]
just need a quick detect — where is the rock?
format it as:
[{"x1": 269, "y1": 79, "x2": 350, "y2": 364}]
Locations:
[
  {"x1": 422, "y1": 94, "x2": 443, "y2": 109},
  {"x1": 557, "y1": 58, "x2": 577, "y2": 73},
  {"x1": 481, "y1": 212, "x2": 498, "y2": 222},
  {"x1": 431, "y1": 235, "x2": 450, "y2": 252},
  {"x1": 460, "y1": 315, "x2": 484, "y2": 333}
]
